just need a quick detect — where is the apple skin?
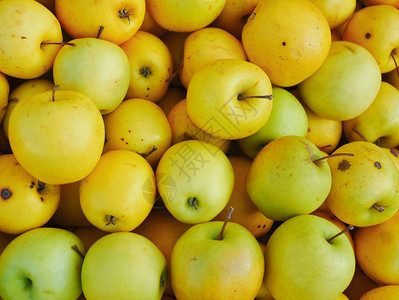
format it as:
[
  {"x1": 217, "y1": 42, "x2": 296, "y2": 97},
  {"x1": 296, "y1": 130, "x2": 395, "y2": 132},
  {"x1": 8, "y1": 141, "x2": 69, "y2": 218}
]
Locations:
[
  {"x1": 0, "y1": 0, "x2": 63, "y2": 79},
  {"x1": 326, "y1": 141, "x2": 399, "y2": 227},
  {"x1": 238, "y1": 87, "x2": 308, "y2": 158},
  {"x1": 246, "y1": 135, "x2": 332, "y2": 221},
  {"x1": 81, "y1": 232, "x2": 167, "y2": 300},
  {"x1": 264, "y1": 214, "x2": 356, "y2": 300},
  {"x1": 53, "y1": 37, "x2": 130, "y2": 115},
  {"x1": 298, "y1": 41, "x2": 381, "y2": 121},
  {"x1": 156, "y1": 140, "x2": 234, "y2": 224},
  {"x1": 170, "y1": 221, "x2": 264, "y2": 300},
  {"x1": 0, "y1": 227, "x2": 85, "y2": 300}
]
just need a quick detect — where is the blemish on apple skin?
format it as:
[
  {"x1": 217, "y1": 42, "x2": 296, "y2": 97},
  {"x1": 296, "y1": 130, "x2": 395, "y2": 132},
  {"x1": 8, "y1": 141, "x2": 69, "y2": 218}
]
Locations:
[
  {"x1": 337, "y1": 159, "x2": 351, "y2": 171},
  {"x1": 1, "y1": 188, "x2": 12, "y2": 200}
]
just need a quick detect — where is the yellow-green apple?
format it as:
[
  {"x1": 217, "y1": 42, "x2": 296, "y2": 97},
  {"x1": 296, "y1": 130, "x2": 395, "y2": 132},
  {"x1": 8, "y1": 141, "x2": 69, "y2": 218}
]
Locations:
[
  {"x1": 170, "y1": 219, "x2": 264, "y2": 299},
  {"x1": 308, "y1": 0, "x2": 356, "y2": 29},
  {"x1": 120, "y1": 31, "x2": 173, "y2": 102},
  {"x1": 0, "y1": 0, "x2": 63, "y2": 79},
  {"x1": 55, "y1": 0, "x2": 145, "y2": 45},
  {"x1": 213, "y1": 156, "x2": 274, "y2": 237},
  {"x1": 0, "y1": 72, "x2": 9, "y2": 125},
  {"x1": 53, "y1": 38, "x2": 130, "y2": 114},
  {"x1": 362, "y1": 0, "x2": 399, "y2": 8},
  {"x1": 52, "y1": 180, "x2": 91, "y2": 228},
  {"x1": 0, "y1": 227, "x2": 85, "y2": 300},
  {"x1": 342, "y1": 5, "x2": 399, "y2": 73},
  {"x1": 167, "y1": 99, "x2": 231, "y2": 153},
  {"x1": 344, "y1": 82, "x2": 399, "y2": 148},
  {"x1": 8, "y1": 89, "x2": 105, "y2": 185},
  {"x1": 133, "y1": 209, "x2": 192, "y2": 297},
  {"x1": 326, "y1": 141, "x2": 399, "y2": 227},
  {"x1": 241, "y1": 0, "x2": 331, "y2": 87},
  {"x1": 179, "y1": 27, "x2": 247, "y2": 89},
  {"x1": 3, "y1": 78, "x2": 54, "y2": 138},
  {"x1": 264, "y1": 214, "x2": 356, "y2": 300},
  {"x1": 81, "y1": 232, "x2": 167, "y2": 300},
  {"x1": 103, "y1": 98, "x2": 172, "y2": 167},
  {"x1": 80, "y1": 150, "x2": 156, "y2": 232},
  {"x1": 145, "y1": 0, "x2": 226, "y2": 32},
  {"x1": 344, "y1": 263, "x2": 379, "y2": 300},
  {"x1": 354, "y1": 212, "x2": 399, "y2": 285},
  {"x1": 302, "y1": 100, "x2": 343, "y2": 154},
  {"x1": 299, "y1": 41, "x2": 381, "y2": 121},
  {"x1": 156, "y1": 87, "x2": 186, "y2": 115},
  {"x1": 246, "y1": 135, "x2": 332, "y2": 221},
  {"x1": 156, "y1": 140, "x2": 234, "y2": 224},
  {"x1": 211, "y1": 0, "x2": 258, "y2": 38},
  {"x1": 0, "y1": 154, "x2": 60, "y2": 234},
  {"x1": 186, "y1": 59, "x2": 273, "y2": 140},
  {"x1": 359, "y1": 285, "x2": 399, "y2": 299},
  {"x1": 238, "y1": 87, "x2": 308, "y2": 158}
]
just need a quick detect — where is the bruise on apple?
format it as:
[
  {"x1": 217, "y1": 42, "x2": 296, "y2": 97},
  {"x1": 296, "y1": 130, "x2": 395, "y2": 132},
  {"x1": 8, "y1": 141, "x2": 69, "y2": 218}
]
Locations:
[
  {"x1": 0, "y1": 188, "x2": 12, "y2": 200},
  {"x1": 338, "y1": 159, "x2": 351, "y2": 171}
]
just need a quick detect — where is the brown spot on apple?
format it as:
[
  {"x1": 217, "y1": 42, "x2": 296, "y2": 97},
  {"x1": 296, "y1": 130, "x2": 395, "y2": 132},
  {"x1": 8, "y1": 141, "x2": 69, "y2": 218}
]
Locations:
[{"x1": 337, "y1": 159, "x2": 351, "y2": 171}]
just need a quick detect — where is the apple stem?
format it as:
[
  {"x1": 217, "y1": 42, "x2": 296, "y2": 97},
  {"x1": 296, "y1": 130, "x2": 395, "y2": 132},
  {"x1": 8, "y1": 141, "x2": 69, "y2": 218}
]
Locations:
[
  {"x1": 237, "y1": 94, "x2": 273, "y2": 101},
  {"x1": 105, "y1": 214, "x2": 117, "y2": 226},
  {"x1": 217, "y1": 206, "x2": 234, "y2": 240},
  {"x1": 327, "y1": 225, "x2": 354, "y2": 243},
  {"x1": 52, "y1": 85, "x2": 60, "y2": 102},
  {"x1": 313, "y1": 153, "x2": 354, "y2": 165},
  {"x1": 71, "y1": 244, "x2": 85, "y2": 258},
  {"x1": 41, "y1": 41, "x2": 76, "y2": 47},
  {"x1": 391, "y1": 51, "x2": 399, "y2": 80},
  {"x1": 372, "y1": 204, "x2": 385, "y2": 212},
  {"x1": 351, "y1": 128, "x2": 368, "y2": 142},
  {"x1": 97, "y1": 26, "x2": 105, "y2": 39}
]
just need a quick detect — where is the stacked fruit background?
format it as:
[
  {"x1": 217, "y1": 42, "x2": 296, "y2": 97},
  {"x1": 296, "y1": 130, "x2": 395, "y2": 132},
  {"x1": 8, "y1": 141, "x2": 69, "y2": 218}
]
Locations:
[{"x1": 1, "y1": 0, "x2": 399, "y2": 299}]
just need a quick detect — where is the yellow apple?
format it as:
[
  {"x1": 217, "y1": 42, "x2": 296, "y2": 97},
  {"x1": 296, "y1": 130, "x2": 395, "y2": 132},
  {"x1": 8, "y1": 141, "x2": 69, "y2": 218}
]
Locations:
[
  {"x1": 0, "y1": 0, "x2": 63, "y2": 79},
  {"x1": 242, "y1": 0, "x2": 331, "y2": 87},
  {"x1": 120, "y1": 31, "x2": 173, "y2": 102},
  {"x1": 55, "y1": 0, "x2": 145, "y2": 45}
]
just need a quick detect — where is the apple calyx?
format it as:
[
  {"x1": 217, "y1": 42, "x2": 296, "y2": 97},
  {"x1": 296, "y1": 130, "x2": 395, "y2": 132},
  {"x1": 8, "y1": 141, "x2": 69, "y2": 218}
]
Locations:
[
  {"x1": 313, "y1": 153, "x2": 354, "y2": 165},
  {"x1": 0, "y1": 188, "x2": 12, "y2": 200},
  {"x1": 187, "y1": 197, "x2": 199, "y2": 210},
  {"x1": 217, "y1": 206, "x2": 234, "y2": 240},
  {"x1": 97, "y1": 26, "x2": 105, "y2": 39},
  {"x1": 71, "y1": 244, "x2": 85, "y2": 258},
  {"x1": 237, "y1": 94, "x2": 273, "y2": 101},
  {"x1": 140, "y1": 66, "x2": 152, "y2": 78},
  {"x1": 326, "y1": 224, "x2": 354, "y2": 243},
  {"x1": 372, "y1": 204, "x2": 385, "y2": 212},
  {"x1": 41, "y1": 41, "x2": 76, "y2": 47},
  {"x1": 105, "y1": 214, "x2": 118, "y2": 226},
  {"x1": 118, "y1": 8, "x2": 133, "y2": 24},
  {"x1": 52, "y1": 85, "x2": 60, "y2": 102}
]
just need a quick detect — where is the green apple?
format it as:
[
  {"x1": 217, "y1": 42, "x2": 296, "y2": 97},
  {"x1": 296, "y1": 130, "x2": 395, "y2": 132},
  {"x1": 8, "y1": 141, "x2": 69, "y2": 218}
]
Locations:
[
  {"x1": 238, "y1": 87, "x2": 308, "y2": 158},
  {"x1": 81, "y1": 232, "x2": 167, "y2": 300},
  {"x1": 8, "y1": 89, "x2": 105, "y2": 185},
  {"x1": 264, "y1": 214, "x2": 356, "y2": 300},
  {"x1": 0, "y1": 227, "x2": 85, "y2": 300},
  {"x1": 298, "y1": 41, "x2": 381, "y2": 121},
  {"x1": 326, "y1": 141, "x2": 399, "y2": 227},
  {"x1": 156, "y1": 140, "x2": 234, "y2": 224},
  {"x1": 53, "y1": 37, "x2": 130, "y2": 114},
  {"x1": 344, "y1": 82, "x2": 399, "y2": 148},
  {"x1": 0, "y1": 0, "x2": 63, "y2": 79},
  {"x1": 170, "y1": 219, "x2": 264, "y2": 299},
  {"x1": 246, "y1": 135, "x2": 332, "y2": 221},
  {"x1": 186, "y1": 59, "x2": 273, "y2": 140}
]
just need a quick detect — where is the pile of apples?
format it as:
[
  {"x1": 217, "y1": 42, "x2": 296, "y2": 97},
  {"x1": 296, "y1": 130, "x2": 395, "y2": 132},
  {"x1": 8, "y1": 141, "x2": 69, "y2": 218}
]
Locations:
[{"x1": 1, "y1": 0, "x2": 399, "y2": 299}]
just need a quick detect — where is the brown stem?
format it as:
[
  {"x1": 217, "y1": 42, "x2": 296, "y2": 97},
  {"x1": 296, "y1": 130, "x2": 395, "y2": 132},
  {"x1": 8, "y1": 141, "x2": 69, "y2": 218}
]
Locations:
[
  {"x1": 327, "y1": 225, "x2": 354, "y2": 243},
  {"x1": 41, "y1": 42, "x2": 76, "y2": 47},
  {"x1": 71, "y1": 245, "x2": 85, "y2": 258},
  {"x1": 372, "y1": 204, "x2": 384, "y2": 212},
  {"x1": 97, "y1": 26, "x2": 104, "y2": 39},
  {"x1": 237, "y1": 94, "x2": 273, "y2": 101},
  {"x1": 313, "y1": 153, "x2": 354, "y2": 165},
  {"x1": 52, "y1": 85, "x2": 60, "y2": 102},
  {"x1": 352, "y1": 128, "x2": 368, "y2": 142},
  {"x1": 217, "y1": 206, "x2": 234, "y2": 240}
]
